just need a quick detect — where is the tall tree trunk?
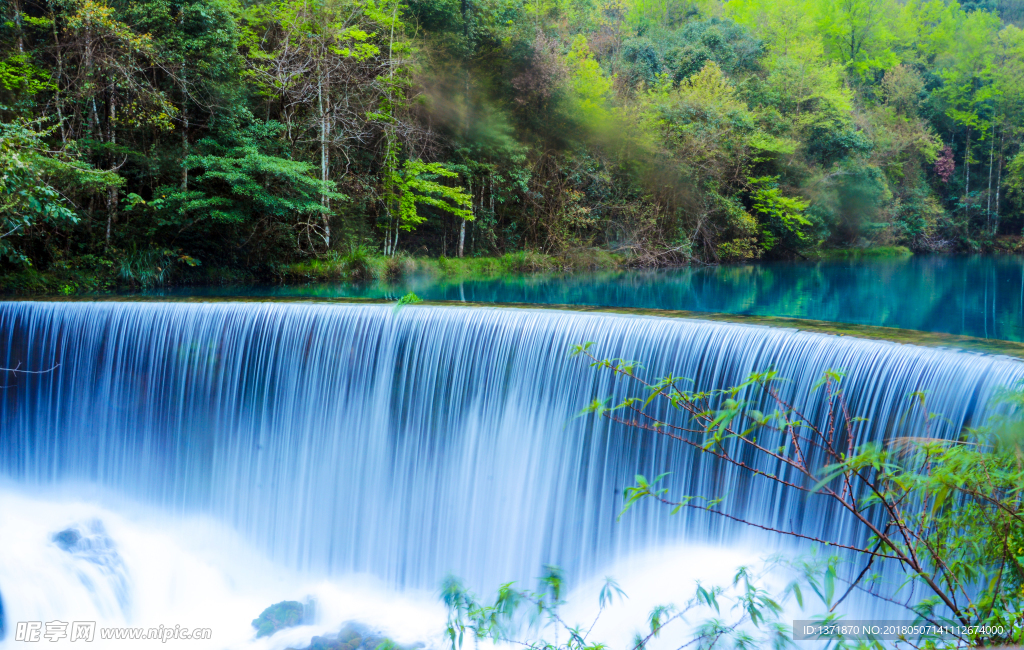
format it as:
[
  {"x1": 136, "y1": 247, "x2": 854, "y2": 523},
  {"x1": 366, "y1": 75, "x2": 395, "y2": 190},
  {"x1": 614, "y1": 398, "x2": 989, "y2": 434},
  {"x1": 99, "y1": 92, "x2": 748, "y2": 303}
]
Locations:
[
  {"x1": 12, "y1": 0, "x2": 23, "y2": 52},
  {"x1": 459, "y1": 177, "x2": 471, "y2": 258},
  {"x1": 180, "y1": 63, "x2": 189, "y2": 191},
  {"x1": 319, "y1": 71, "x2": 330, "y2": 248},
  {"x1": 964, "y1": 128, "x2": 971, "y2": 231},
  {"x1": 988, "y1": 123, "x2": 996, "y2": 235},
  {"x1": 458, "y1": 67, "x2": 471, "y2": 258},
  {"x1": 458, "y1": 0, "x2": 471, "y2": 259},
  {"x1": 86, "y1": 26, "x2": 98, "y2": 138},
  {"x1": 180, "y1": 115, "x2": 189, "y2": 191},
  {"x1": 52, "y1": 20, "x2": 66, "y2": 143},
  {"x1": 382, "y1": 0, "x2": 399, "y2": 257},
  {"x1": 995, "y1": 133, "x2": 1004, "y2": 234},
  {"x1": 470, "y1": 181, "x2": 479, "y2": 254},
  {"x1": 105, "y1": 96, "x2": 117, "y2": 245}
]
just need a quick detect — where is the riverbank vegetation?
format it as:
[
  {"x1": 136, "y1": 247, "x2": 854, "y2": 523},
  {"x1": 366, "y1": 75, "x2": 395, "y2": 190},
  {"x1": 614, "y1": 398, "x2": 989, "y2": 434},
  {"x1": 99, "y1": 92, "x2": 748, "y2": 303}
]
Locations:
[
  {"x1": 280, "y1": 248, "x2": 624, "y2": 282},
  {"x1": 3, "y1": 0, "x2": 1024, "y2": 289},
  {"x1": 0, "y1": 248, "x2": 625, "y2": 293}
]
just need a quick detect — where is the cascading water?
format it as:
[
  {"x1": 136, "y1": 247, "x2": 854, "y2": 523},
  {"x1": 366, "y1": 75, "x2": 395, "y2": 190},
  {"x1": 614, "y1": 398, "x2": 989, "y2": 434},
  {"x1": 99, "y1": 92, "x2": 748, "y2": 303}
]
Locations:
[{"x1": 1, "y1": 300, "x2": 1022, "y2": 648}]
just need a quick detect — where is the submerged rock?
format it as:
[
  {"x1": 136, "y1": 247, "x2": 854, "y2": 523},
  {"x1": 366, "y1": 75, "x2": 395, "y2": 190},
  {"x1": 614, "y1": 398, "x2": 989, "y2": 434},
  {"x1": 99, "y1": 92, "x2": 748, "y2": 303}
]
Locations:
[
  {"x1": 50, "y1": 521, "x2": 131, "y2": 615},
  {"x1": 288, "y1": 622, "x2": 422, "y2": 650},
  {"x1": 252, "y1": 600, "x2": 306, "y2": 638},
  {"x1": 53, "y1": 528, "x2": 82, "y2": 551},
  {"x1": 52, "y1": 521, "x2": 117, "y2": 559}
]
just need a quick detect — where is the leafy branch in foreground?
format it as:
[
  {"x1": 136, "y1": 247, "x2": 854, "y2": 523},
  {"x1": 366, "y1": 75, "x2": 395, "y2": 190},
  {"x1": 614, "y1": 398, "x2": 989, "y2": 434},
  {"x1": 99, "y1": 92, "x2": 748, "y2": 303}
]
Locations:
[
  {"x1": 393, "y1": 291, "x2": 423, "y2": 313},
  {"x1": 570, "y1": 342, "x2": 1024, "y2": 648},
  {"x1": 442, "y1": 563, "x2": 792, "y2": 650}
]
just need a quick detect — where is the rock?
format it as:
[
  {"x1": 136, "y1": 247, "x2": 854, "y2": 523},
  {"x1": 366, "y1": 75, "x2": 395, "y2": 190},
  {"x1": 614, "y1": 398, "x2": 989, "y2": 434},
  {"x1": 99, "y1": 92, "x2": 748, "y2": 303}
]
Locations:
[
  {"x1": 252, "y1": 601, "x2": 305, "y2": 638},
  {"x1": 50, "y1": 522, "x2": 131, "y2": 615},
  {"x1": 286, "y1": 622, "x2": 415, "y2": 650},
  {"x1": 53, "y1": 528, "x2": 82, "y2": 551},
  {"x1": 304, "y1": 635, "x2": 343, "y2": 650}
]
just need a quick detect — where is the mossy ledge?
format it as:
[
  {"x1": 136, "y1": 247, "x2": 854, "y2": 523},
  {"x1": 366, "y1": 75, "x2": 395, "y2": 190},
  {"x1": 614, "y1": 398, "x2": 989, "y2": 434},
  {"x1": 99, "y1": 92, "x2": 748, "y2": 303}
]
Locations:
[{"x1": 11, "y1": 295, "x2": 1024, "y2": 361}]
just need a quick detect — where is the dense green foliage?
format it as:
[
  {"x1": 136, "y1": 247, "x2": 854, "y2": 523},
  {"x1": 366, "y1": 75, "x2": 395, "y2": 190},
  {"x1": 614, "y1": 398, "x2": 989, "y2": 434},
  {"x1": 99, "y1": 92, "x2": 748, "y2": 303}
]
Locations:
[{"x1": 3, "y1": 0, "x2": 1024, "y2": 286}]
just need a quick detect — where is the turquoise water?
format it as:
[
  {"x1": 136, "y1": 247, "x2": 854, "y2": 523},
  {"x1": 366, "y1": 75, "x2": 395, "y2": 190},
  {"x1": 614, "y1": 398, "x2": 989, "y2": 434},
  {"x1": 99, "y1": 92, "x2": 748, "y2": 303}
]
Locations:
[{"x1": 147, "y1": 254, "x2": 1024, "y2": 341}]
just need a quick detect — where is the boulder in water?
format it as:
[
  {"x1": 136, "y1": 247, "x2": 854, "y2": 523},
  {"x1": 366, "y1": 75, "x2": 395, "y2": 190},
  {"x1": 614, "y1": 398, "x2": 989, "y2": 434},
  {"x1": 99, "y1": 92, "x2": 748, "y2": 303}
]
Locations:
[
  {"x1": 252, "y1": 601, "x2": 305, "y2": 638},
  {"x1": 53, "y1": 528, "x2": 82, "y2": 551},
  {"x1": 49, "y1": 521, "x2": 131, "y2": 614},
  {"x1": 287, "y1": 622, "x2": 420, "y2": 650}
]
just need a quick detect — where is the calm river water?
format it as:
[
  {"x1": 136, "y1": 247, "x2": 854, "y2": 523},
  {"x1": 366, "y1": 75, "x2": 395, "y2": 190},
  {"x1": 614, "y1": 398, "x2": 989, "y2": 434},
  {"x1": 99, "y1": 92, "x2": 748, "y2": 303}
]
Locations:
[{"x1": 147, "y1": 254, "x2": 1024, "y2": 341}]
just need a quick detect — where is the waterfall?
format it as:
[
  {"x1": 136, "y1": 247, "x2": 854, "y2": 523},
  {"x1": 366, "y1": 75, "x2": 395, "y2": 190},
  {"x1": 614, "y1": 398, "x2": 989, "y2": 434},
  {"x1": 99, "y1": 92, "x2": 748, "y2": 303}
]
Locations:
[{"x1": 1, "y1": 300, "x2": 1022, "y2": 646}]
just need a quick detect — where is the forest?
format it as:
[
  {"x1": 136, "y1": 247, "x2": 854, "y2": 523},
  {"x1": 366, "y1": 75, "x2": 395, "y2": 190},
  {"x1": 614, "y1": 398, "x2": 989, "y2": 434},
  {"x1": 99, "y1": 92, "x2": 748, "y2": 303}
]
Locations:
[{"x1": 2, "y1": 0, "x2": 1024, "y2": 288}]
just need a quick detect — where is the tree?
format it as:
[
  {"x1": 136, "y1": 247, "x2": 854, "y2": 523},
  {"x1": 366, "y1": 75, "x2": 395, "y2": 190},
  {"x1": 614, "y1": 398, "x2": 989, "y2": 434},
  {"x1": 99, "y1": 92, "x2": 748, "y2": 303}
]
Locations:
[
  {"x1": 987, "y1": 24, "x2": 1024, "y2": 235},
  {"x1": 892, "y1": 0, "x2": 961, "y2": 66},
  {"x1": 1003, "y1": 150, "x2": 1024, "y2": 217},
  {"x1": 381, "y1": 158, "x2": 473, "y2": 253},
  {"x1": 153, "y1": 113, "x2": 345, "y2": 257},
  {"x1": 932, "y1": 9, "x2": 1001, "y2": 234},
  {"x1": 45, "y1": 0, "x2": 178, "y2": 243},
  {"x1": 815, "y1": 0, "x2": 899, "y2": 79},
  {"x1": 240, "y1": 0, "x2": 391, "y2": 249},
  {"x1": 563, "y1": 34, "x2": 614, "y2": 129},
  {"x1": 0, "y1": 118, "x2": 118, "y2": 264},
  {"x1": 747, "y1": 176, "x2": 811, "y2": 253},
  {"x1": 114, "y1": 0, "x2": 241, "y2": 205}
]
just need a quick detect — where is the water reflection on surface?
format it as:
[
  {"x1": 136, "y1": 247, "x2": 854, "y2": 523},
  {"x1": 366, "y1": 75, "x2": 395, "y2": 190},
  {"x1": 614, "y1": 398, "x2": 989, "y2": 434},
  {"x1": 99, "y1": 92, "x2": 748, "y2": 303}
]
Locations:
[{"x1": 146, "y1": 254, "x2": 1024, "y2": 341}]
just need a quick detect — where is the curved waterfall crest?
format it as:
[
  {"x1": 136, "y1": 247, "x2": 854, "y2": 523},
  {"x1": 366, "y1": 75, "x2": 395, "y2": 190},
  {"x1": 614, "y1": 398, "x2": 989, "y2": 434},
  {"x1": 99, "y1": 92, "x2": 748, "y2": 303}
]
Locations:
[{"x1": 1, "y1": 300, "x2": 1021, "y2": 592}]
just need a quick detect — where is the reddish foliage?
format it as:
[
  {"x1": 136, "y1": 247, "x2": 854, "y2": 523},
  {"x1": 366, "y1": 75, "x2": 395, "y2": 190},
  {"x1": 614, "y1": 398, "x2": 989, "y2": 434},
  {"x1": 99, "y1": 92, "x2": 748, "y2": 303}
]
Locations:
[
  {"x1": 511, "y1": 32, "x2": 566, "y2": 110},
  {"x1": 934, "y1": 145, "x2": 955, "y2": 183}
]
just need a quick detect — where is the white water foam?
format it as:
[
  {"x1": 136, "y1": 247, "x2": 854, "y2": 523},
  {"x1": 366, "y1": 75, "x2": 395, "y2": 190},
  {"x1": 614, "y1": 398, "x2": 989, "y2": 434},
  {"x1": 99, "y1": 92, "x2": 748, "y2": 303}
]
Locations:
[
  {"x1": 0, "y1": 487, "x2": 447, "y2": 650},
  {"x1": 0, "y1": 487, "x2": 797, "y2": 650}
]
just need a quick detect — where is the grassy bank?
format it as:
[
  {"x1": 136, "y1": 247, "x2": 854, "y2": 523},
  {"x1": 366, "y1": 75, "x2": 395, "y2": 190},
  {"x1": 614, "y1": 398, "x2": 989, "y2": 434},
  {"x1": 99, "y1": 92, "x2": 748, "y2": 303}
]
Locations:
[
  {"x1": 0, "y1": 249, "x2": 625, "y2": 295},
  {"x1": 279, "y1": 249, "x2": 624, "y2": 283},
  {"x1": 806, "y1": 246, "x2": 914, "y2": 261},
  {"x1": 0, "y1": 260, "x2": 118, "y2": 296}
]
